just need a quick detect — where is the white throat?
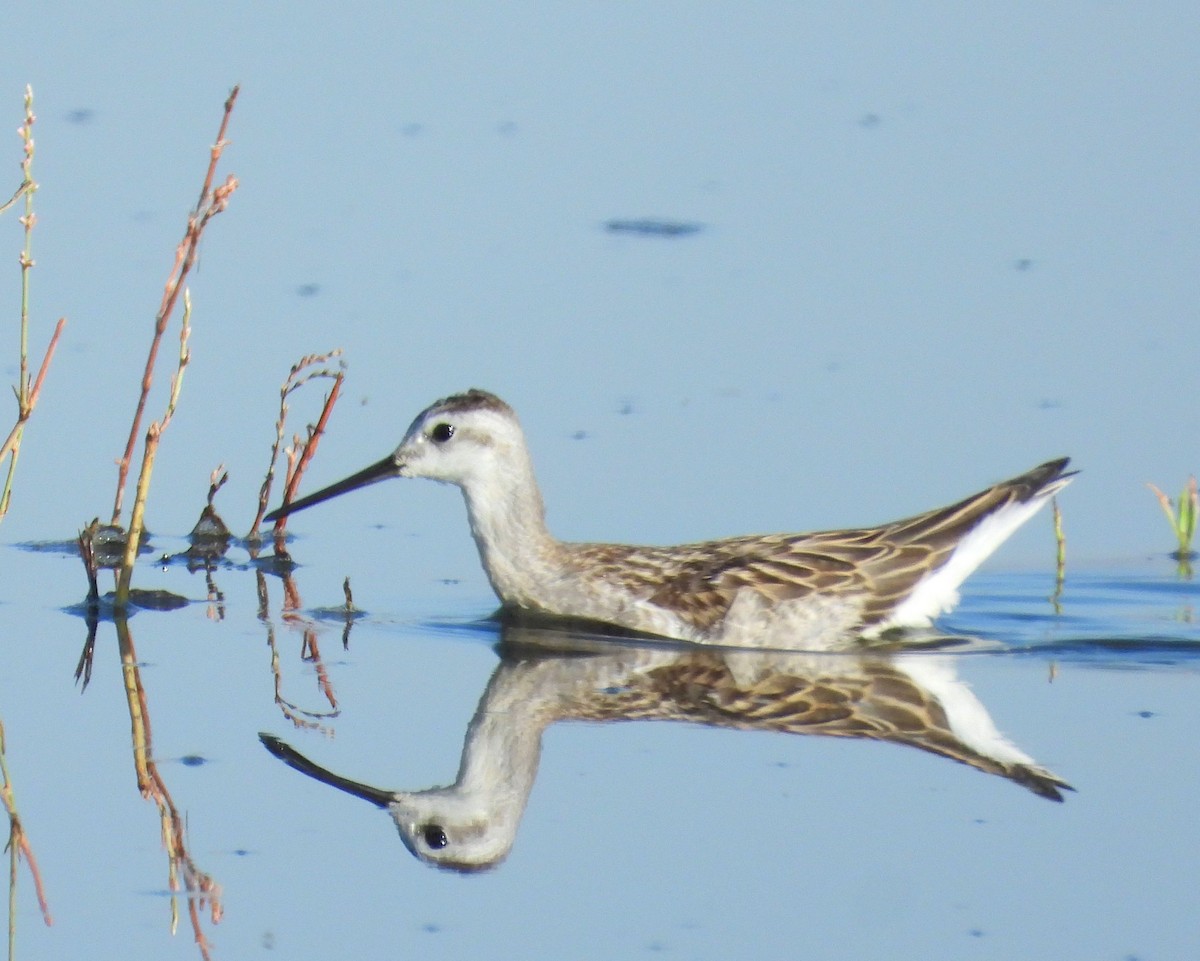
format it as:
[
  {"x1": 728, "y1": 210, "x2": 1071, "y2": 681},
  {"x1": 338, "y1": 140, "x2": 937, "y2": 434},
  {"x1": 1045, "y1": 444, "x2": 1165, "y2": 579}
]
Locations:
[{"x1": 458, "y1": 447, "x2": 560, "y2": 608}]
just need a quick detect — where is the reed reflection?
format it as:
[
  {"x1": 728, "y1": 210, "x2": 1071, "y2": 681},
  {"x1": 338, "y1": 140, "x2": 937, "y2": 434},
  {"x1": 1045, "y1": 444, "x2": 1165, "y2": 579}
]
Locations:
[
  {"x1": 262, "y1": 623, "x2": 1072, "y2": 873},
  {"x1": 72, "y1": 609, "x2": 223, "y2": 959},
  {"x1": 255, "y1": 568, "x2": 343, "y2": 733}
]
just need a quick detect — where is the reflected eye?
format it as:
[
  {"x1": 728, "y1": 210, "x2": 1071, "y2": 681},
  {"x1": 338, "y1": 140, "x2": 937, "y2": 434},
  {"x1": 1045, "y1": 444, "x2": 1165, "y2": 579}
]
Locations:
[
  {"x1": 422, "y1": 824, "x2": 449, "y2": 849},
  {"x1": 430, "y1": 423, "x2": 455, "y2": 444}
]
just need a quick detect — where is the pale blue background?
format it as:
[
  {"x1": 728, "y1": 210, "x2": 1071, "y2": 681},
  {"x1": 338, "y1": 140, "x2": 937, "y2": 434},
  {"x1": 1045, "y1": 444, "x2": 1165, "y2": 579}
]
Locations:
[
  {"x1": 2, "y1": 2, "x2": 1196, "y2": 567},
  {"x1": 0, "y1": 5, "x2": 1198, "y2": 961}
]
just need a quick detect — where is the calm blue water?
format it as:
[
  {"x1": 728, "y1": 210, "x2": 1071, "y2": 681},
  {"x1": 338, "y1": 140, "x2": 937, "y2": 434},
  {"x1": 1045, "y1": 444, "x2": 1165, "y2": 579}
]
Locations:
[
  {"x1": 0, "y1": 4, "x2": 1198, "y2": 960},
  {"x1": 0, "y1": 534, "x2": 1196, "y2": 961}
]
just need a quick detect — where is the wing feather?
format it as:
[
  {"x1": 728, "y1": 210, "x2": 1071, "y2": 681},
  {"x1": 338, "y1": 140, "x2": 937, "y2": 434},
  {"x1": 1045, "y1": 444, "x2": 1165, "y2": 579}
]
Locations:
[{"x1": 570, "y1": 459, "x2": 1073, "y2": 633}]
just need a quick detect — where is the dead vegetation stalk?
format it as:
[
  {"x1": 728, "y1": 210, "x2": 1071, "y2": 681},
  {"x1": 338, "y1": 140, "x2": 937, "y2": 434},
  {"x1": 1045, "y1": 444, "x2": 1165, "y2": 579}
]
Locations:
[
  {"x1": 249, "y1": 350, "x2": 345, "y2": 537},
  {"x1": 0, "y1": 85, "x2": 65, "y2": 522},
  {"x1": 0, "y1": 85, "x2": 58, "y2": 957},
  {"x1": 109, "y1": 88, "x2": 239, "y2": 608},
  {"x1": 110, "y1": 85, "x2": 240, "y2": 528}
]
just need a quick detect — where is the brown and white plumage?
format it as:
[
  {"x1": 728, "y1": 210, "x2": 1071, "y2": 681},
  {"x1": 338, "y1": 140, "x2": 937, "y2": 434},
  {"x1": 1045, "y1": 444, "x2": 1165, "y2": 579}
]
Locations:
[
  {"x1": 261, "y1": 628, "x2": 1072, "y2": 871},
  {"x1": 264, "y1": 389, "x2": 1074, "y2": 648}
]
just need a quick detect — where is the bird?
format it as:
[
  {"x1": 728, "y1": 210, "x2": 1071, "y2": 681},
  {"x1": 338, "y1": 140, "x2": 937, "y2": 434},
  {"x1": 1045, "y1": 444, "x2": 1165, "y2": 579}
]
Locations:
[
  {"x1": 260, "y1": 625, "x2": 1073, "y2": 872},
  {"x1": 263, "y1": 389, "x2": 1074, "y2": 649}
]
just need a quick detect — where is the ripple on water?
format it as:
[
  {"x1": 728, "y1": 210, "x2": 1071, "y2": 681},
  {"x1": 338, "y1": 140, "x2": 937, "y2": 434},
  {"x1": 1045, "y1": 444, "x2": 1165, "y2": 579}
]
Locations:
[{"x1": 949, "y1": 564, "x2": 1200, "y2": 667}]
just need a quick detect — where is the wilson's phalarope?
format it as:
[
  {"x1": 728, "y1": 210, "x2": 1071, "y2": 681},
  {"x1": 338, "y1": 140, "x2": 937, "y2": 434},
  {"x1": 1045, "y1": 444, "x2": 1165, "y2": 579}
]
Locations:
[
  {"x1": 264, "y1": 389, "x2": 1074, "y2": 647},
  {"x1": 261, "y1": 627, "x2": 1072, "y2": 871}
]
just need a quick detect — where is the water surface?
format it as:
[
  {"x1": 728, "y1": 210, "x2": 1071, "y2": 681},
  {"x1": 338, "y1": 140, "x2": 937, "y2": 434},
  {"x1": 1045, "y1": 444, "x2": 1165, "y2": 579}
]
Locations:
[
  {"x1": 0, "y1": 536, "x2": 1196, "y2": 960},
  {"x1": 0, "y1": 4, "x2": 1197, "y2": 959}
]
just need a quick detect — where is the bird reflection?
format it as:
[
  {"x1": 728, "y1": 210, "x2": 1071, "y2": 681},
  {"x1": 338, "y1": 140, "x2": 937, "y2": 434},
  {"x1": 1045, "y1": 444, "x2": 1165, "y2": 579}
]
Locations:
[{"x1": 261, "y1": 624, "x2": 1071, "y2": 873}]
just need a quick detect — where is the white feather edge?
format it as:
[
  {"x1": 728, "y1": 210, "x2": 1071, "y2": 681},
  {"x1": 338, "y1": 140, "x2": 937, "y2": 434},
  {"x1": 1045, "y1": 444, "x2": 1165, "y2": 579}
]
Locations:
[
  {"x1": 895, "y1": 656, "x2": 1037, "y2": 765},
  {"x1": 868, "y1": 475, "x2": 1072, "y2": 634}
]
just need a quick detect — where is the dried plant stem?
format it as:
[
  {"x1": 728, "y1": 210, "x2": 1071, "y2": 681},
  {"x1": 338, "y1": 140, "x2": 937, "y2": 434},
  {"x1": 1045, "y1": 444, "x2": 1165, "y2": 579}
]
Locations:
[
  {"x1": 107, "y1": 85, "x2": 238, "y2": 607},
  {"x1": 249, "y1": 350, "x2": 344, "y2": 536},
  {"x1": 0, "y1": 185, "x2": 31, "y2": 218},
  {"x1": 0, "y1": 86, "x2": 65, "y2": 522},
  {"x1": 0, "y1": 318, "x2": 64, "y2": 467},
  {"x1": 111, "y1": 86, "x2": 239, "y2": 527},
  {"x1": 279, "y1": 373, "x2": 343, "y2": 516},
  {"x1": 1050, "y1": 497, "x2": 1066, "y2": 611},
  {"x1": 17, "y1": 89, "x2": 33, "y2": 408},
  {"x1": 115, "y1": 293, "x2": 192, "y2": 607}
]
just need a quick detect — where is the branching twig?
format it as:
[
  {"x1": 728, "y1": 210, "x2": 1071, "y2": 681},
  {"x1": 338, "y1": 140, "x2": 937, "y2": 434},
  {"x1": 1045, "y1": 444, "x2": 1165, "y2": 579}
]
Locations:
[
  {"x1": 109, "y1": 89, "x2": 239, "y2": 608},
  {"x1": 111, "y1": 86, "x2": 239, "y2": 527},
  {"x1": 206, "y1": 466, "x2": 228, "y2": 508},
  {"x1": 115, "y1": 293, "x2": 194, "y2": 606},
  {"x1": 0, "y1": 86, "x2": 65, "y2": 523},
  {"x1": 278, "y1": 374, "x2": 344, "y2": 519},
  {"x1": 248, "y1": 350, "x2": 344, "y2": 536},
  {"x1": 0, "y1": 183, "x2": 31, "y2": 218}
]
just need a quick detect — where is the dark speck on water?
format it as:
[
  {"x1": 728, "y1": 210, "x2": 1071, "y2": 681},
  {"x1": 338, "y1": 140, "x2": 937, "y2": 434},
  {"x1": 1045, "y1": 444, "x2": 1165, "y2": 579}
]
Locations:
[{"x1": 605, "y1": 219, "x2": 704, "y2": 238}]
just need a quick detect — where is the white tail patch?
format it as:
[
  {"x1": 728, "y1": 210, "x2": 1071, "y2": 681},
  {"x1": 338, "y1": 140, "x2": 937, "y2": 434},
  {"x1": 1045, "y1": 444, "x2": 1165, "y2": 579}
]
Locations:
[
  {"x1": 897, "y1": 657, "x2": 1037, "y2": 765},
  {"x1": 874, "y1": 476, "x2": 1071, "y2": 633}
]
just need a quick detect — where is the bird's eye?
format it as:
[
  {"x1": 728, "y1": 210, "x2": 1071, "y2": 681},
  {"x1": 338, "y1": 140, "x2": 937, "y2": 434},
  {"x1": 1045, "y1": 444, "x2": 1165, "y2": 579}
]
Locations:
[
  {"x1": 430, "y1": 423, "x2": 455, "y2": 443},
  {"x1": 422, "y1": 824, "x2": 449, "y2": 849}
]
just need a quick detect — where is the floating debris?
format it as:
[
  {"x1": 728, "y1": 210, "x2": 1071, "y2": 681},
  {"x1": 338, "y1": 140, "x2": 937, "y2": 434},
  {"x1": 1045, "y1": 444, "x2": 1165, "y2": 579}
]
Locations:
[
  {"x1": 189, "y1": 505, "x2": 231, "y2": 544},
  {"x1": 64, "y1": 588, "x2": 190, "y2": 619}
]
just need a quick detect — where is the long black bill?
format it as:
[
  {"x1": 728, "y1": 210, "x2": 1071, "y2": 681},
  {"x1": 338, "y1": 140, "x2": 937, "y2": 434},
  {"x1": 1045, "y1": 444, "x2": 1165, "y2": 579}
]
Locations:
[
  {"x1": 259, "y1": 733, "x2": 397, "y2": 808},
  {"x1": 262, "y1": 454, "x2": 399, "y2": 524}
]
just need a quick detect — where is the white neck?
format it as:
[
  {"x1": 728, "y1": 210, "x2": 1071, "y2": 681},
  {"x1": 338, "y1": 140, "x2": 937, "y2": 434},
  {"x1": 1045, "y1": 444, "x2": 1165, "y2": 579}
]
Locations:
[{"x1": 459, "y1": 447, "x2": 562, "y2": 608}]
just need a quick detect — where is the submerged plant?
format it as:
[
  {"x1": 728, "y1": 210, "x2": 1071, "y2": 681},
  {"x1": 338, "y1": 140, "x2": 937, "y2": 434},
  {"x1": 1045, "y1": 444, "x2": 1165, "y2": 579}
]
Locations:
[{"x1": 1147, "y1": 477, "x2": 1197, "y2": 576}]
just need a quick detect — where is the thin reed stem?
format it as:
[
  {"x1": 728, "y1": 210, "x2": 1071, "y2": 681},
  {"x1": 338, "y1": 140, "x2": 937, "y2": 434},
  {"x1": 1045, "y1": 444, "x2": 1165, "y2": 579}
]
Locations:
[
  {"x1": 0, "y1": 86, "x2": 65, "y2": 522},
  {"x1": 111, "y1": 86, "x2": 239, "y2": 526},
  {"x1": 115, "y1": 292, "x2": 193, "y2": 607},
  {"x1": 1050, "y1": 497, "x2": 1066, "y2": 612},
  {"x1": 109, "y1": 88, "x2": 238, "y2": 606},
  {"x1": 249, "y1": 350, "x2": 344, "y2": 536}
]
